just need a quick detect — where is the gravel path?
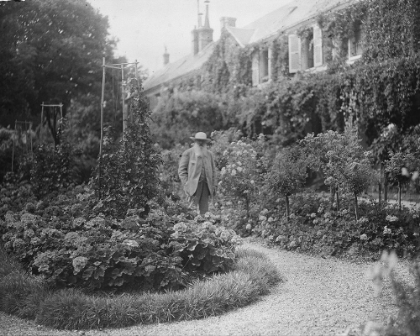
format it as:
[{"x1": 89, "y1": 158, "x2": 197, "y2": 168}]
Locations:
[{"x1": 0, "y1": 241, "x2": 411, "y2": 336}]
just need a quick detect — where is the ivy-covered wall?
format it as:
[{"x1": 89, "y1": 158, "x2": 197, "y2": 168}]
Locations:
[{"x1": 156, "y1": 0, "x2": 420, "y2": 146}]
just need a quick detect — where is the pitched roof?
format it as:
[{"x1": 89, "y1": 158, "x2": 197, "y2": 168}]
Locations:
[
  {"x1": 144, "y1": 0, "x2": 356, "y2": 93},
  {"x1": 143, "y1": 42, "x2": 215, "y2": 93},
  {"x1": 225, "y1": 27, "x2": 255, "y2": 47},
  {"x1": 227, "y1": 0, "x2": 355, "y2": 46}
]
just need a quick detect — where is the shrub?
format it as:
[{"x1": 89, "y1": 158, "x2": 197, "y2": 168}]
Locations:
[
  {"x1": 218, "y1": 139, "x2": 263, "y2": 224},
  {"x1": 264, "y1": 146, "x2": 307, "y2": 219},
  {"x1": 150, "y1": 90, "x2": 226, "y2": 149},
  {"x1": 252, "y1": 192, "x2": 420, "y2": 258},
  {"x1": 170, "y1": 215, "x2": 240, "y2": 276},
  {"x1": 0, "y1": 181, "x2": 36, "y2": 220},
  {"x1": 30, "y1": 128, "x2": 78, "y2": 198},
  {"x1": 34, "y1": 247, "x2": 280, "y2": 330},
  {"x1": 302, "y1": 124, "x2": 374, "y2": 220},
  {"x1": 2, "y1": 203, "x2": 241, "y2": 292}
]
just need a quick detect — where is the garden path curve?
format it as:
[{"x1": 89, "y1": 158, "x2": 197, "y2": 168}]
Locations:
[{"x1": 0, "y1": 240, "x2": 410, "y2": 336}]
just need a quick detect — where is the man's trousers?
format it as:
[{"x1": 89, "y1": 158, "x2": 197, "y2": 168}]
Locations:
[{"x1": 191, "y1": 181, "x2": 210, "y2": 215}]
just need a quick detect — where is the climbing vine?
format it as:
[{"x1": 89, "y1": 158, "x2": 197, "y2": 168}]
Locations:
[
  {"x1": 155, "y1": 0, "x2": 420, "y2": 152},
  {"x1": 201, "y1": 30, "x2": 253, "y2": 93},
  {"x1": 317, "y1": 1, "x2": 368, "y2": 68},
  {"x1": 362, "y1": 0, "x2": 420, "y2": 63}
]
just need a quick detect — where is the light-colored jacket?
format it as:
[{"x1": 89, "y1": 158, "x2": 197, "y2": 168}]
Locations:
[{"x1": 178, "y1": 145, "x2": 217, "y2": 197}]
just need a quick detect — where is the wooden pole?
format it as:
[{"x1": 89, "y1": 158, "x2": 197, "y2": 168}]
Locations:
[
  {"x1": 40, "y1": 102, "x2": 44, "y2": 143},
  {"x1": 99, "y1": 56, "x2": 106, "y2": 199},
  {"x1": 11, "y1": 120, "x2": 16, "y2": 172},
  {"x1": 30, "y1": 122, "x2": 33, "y2": 158},
  {"x1": 121, "y1": 64, "x2": 126, "y2": 132}
]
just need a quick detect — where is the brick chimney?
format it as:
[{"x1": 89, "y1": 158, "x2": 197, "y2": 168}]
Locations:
[
  {"x1": 197, "y1": 0, "x2": 213, "y2": 52},
  {"x1": 220, "y1": 17, "x2": 236, "y2": 30},
  {"x1": 191, "y1": 0, "x2": 202, "y2": 55}
]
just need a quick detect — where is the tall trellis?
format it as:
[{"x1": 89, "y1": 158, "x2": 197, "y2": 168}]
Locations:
[
  {"x1": 98, "y1": 57, "x2": 140, "y2": 198},
  {"x1": 40, "y1": 103, "x2": 63, "y2": 144}
]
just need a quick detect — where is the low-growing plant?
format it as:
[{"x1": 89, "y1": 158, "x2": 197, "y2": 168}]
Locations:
[
  {"x1": 32, "y1": 247, "x2": 280, "y2": 330},
  {"x1": 2, "y1": 200, "x2": 241, "y2": 292},
  {"x1": 170, "y1": 214, "x2": 240, "y2": 276},
  {"x1": 251, "y1": 192, "x2": 420, "y2": 258}
]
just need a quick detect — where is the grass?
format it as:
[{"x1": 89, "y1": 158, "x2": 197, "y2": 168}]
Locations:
[
  {"x1": 0, "y1": 246, "x2": 50, "y2": 319},
  {"x1": 0, "y1": 246, "x2": 282, "y2": 330}
]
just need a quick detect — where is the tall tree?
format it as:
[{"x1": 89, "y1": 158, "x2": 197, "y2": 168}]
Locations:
[{"x1": 0, "y1": 0, "x2": 115, "y2": 144}]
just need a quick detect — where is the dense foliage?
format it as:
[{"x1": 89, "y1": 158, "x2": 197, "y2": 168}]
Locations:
[
  {"x1": 151, "y1": 90, "x2": 226, "y2": 149},
  {"x1": 218, "y1": 139, "x2": 263, "y2": 222},
  {"x1": 93, "y1": 79, "x2": 161, "y2": 218},
  {"x1": 266, "y1": 146, "x2": 307, "y2": 218},
  {"x1": 0, "y1": 0, "x2": 112, "y2": 128},
  {"x1": 0, "y1": 245, "x2": 279, "y2": 331},
  {"x1": 1, "y1": 186, "x2": 240, "y2": 291},
  {"x1": 210, "y1": 127, "x2": 420, "y2": 260},
  {"x1": 150, "y1": 0, "x2": 420, "y2": 153},
  {"x1": 253, "y1": 193, "x2": 420, "y2": 259}
]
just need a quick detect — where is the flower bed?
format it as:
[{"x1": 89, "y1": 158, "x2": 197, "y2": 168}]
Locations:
[
  {"x1": 1, "y1": 186, "x2": 241, "y2": 292},
  {"x1": 0, "y1": 245, "x2": 281, "y2": 330},
  {"x1": 246, "y1": 192, "x2": 420, "y2": 259}
]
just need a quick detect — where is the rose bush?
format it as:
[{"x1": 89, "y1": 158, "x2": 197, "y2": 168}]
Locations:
[{"x1": 217, "y1": 139, "x2": 264, "y2": 231}]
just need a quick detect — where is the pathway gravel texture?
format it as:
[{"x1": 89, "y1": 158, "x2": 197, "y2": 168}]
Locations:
[{"x1": 0, "y1": 241, "x2": 412, "y2": 336}]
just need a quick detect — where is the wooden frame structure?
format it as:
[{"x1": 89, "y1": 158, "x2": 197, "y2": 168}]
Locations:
[
  {"x1": 40, "y1": 102, "x2": 63, "y2": 143},
  {"x1": 98, "y1": 57, "x2": 140, "y2": 198}
]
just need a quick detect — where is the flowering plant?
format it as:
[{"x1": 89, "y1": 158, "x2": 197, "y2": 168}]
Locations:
[
  {"x1": 170, "y1": 213, "x2": 240, "y2": 275},
  {"x1": 218, "y1": 140, "x2": 262, "y2": 220},
  {"x1": 1, "y1": 190, "x2": 240, "y2": 291}
]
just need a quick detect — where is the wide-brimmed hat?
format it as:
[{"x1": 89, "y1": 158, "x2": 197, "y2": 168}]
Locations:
[{"x1": 190, "y1": 132, "x2": 210, "y2": 141}]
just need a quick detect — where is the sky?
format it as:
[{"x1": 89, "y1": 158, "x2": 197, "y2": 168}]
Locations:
[{"x1": 87, "y1": 0, "x2": 294, "y2": 76}]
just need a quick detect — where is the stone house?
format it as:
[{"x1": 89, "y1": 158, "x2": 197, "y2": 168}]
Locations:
[{"x1": 143, "y1": 0, "x2": 361, "y2": 105}]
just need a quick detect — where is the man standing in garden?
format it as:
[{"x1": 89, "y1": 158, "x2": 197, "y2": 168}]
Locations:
[{"x1": 178, "y1": 132, "x2": 217, "y2": 215}]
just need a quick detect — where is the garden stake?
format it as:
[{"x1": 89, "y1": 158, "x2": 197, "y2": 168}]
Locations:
[
  {"x1": 99, "y1": 56, "x2": 106, "y2": 199},
  {"x1": 11, "y1": 120, "x2": 16, "y2": 172}
]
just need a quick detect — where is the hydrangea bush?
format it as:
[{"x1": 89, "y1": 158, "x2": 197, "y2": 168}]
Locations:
[{"x1": 1, "y1": 187, "x2": 241, "y2": 292}]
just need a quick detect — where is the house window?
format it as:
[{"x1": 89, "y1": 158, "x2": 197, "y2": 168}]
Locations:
[
  {"x1": 260, "y1": 49, "x2": 269, "y2": 82},
  {"x1": 252, "y1": 52, "x2": 260, "y2": 86},
  {"x1": 348, "y1": 23, "x2": 363, "y2": 59},
  {"x1": 288, "y1": 34, "x2": 301, "y2": 73},
  {"x1": 303, "y1": 31, "x2": 314, "y2": 69},
  {"x1": 288, "y1": 25, "x2": 323, "y2": 74},
  {"x1": 252, "y1": 48, "x2": 273, "y2": 86}
]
